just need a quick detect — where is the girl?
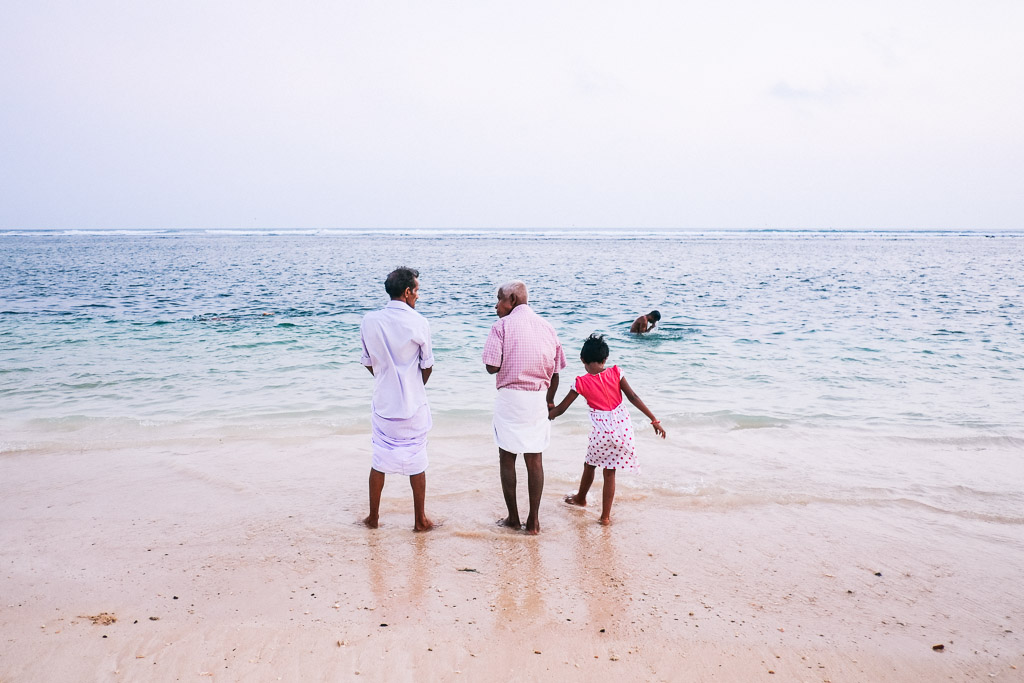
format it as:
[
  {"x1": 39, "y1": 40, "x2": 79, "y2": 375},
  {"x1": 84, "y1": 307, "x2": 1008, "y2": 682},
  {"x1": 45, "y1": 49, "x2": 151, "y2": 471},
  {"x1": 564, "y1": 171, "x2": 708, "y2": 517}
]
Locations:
[{"x1": 548, "y1": 333, "x2": 666, "y2": 524}]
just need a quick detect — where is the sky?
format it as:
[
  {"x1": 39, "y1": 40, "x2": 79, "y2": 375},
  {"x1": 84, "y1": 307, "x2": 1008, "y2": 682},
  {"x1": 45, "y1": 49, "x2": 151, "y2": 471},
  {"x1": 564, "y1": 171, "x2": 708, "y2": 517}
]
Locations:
[{"x1": 1, "y1": 0, "x2": 1022, "y2": 231}]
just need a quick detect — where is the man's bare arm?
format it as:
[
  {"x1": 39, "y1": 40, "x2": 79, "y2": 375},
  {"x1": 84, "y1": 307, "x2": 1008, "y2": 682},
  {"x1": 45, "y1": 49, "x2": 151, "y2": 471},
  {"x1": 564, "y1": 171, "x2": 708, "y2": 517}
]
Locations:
[
  {"x1": 421, "y1": 366, "x2": 432, "y2": 385},
  {"x1": 546, "y1": 372, "x2": 559, "y2": 406},
  {"x1": 365, "y1": 366, "x2": 374, "y2": 376},
  {"x1": 485, "y1": 364, "x2": 501, "y2": 374}
]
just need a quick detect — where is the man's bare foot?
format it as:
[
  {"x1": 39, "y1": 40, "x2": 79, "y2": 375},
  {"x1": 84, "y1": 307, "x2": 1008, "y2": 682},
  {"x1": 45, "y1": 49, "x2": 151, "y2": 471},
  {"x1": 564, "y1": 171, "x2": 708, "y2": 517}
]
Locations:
[
  {"x1": 598, "y1": 517, "x2": 611, "y2": 526},
  {"x1": 363, "y1": 515, "x2": 379, "y2": 529},
  {"x1": 414, "y1": 518, "x2": 435, "y2": 532},
  {"x1": 497, "y1": 517, "x2": 523, "y2": 530},
  {"x1": 564, "y1": 494, "x2": 587, "y2": 507},
  {"x1": 525, "y1": 518, "x2": 540, "y2": 535}
]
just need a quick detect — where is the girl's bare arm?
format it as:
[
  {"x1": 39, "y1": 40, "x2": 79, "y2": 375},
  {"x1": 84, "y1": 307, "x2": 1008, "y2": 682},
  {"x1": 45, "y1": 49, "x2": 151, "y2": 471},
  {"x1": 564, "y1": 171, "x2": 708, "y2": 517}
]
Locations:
[
  {"x1": 620, "y1": 377, "x2": 666, "y2": 438},
  {"x1": 548, "y1": 389, "x2": 579, "y2": 420}
]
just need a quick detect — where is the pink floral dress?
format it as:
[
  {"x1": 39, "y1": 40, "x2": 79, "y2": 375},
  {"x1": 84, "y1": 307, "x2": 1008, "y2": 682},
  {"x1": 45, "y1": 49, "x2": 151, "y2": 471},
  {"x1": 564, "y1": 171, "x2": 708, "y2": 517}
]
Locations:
[{"x1": 572, "y1": 365, "x2": 639, "y2": 472}]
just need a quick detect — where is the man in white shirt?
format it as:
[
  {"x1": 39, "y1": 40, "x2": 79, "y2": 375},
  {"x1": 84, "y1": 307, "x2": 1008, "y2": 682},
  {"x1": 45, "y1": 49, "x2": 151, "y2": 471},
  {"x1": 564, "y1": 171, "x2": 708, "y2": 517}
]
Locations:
[{"x1": 360, "y1": 267, "x2": 435, "y2": 531}]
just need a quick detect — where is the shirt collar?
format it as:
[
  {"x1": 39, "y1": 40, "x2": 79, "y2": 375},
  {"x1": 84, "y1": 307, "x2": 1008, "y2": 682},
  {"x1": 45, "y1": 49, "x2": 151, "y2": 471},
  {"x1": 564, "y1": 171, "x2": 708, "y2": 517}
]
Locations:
[
  {"x1": 386, "y1": 300, "x2": 413, "y2": 311},
  {"x1": 509, "y1": 303, "x2": 532, "y2": 316}
]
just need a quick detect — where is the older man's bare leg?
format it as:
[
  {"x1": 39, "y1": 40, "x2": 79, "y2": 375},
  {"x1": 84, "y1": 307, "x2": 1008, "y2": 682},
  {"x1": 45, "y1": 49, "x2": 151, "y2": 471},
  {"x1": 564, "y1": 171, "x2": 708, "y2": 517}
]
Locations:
[
  {"x1": 364, "y1": 468, "x2": 385, "y2": 529},
  {"x1": 523, "y1": 452, "x2": 544, "y2": 535},
  {"x1": 498, "y1": 449, "x2": 522, "y2": 529},
  {"x1": 409, "y1": 471, "x2": 434, "y2": 532}
]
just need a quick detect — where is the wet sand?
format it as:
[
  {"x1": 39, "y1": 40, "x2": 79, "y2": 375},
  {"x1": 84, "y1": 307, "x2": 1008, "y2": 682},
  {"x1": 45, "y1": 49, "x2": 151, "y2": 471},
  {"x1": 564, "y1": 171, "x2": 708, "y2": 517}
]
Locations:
[{"x1": 1, "y1": 432, "x2": 1021, "y2": 681}]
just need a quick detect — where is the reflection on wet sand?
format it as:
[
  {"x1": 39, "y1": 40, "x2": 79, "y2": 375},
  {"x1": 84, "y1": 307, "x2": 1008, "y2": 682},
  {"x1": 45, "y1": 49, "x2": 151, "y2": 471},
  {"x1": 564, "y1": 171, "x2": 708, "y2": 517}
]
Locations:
[
  {"x1": 568, "y1": 509, "x2": 633, "y2": 634},
  {"x1": 490, "y1": 536, "x2": 545, "y2": 625},
  {"x1": 364, "y1": 530, "x2": 433, "y2": 612}
]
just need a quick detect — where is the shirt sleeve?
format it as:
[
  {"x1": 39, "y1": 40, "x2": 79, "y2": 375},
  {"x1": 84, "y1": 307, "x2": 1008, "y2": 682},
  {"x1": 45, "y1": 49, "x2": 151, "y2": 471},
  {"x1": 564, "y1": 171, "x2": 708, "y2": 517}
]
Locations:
[
  {"x1": 418, "y1": 318, "x2": 435, "y2": 369},
  {"x1": 359, "y1": 320, "x2": 372, "y2": 366},
  {"x1": 481, "y1": 321, "x2": 504, "y2": 367},
  {"x1": 553, "y1": 337, "x2": 567, "y2": 372}
]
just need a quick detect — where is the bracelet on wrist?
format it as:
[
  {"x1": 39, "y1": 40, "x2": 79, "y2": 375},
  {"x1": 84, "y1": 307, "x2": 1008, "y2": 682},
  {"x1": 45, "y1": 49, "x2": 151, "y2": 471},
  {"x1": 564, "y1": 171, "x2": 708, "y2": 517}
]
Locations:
[{"x1": 651, "y1": 419, "x2": 660, "y2": 424}]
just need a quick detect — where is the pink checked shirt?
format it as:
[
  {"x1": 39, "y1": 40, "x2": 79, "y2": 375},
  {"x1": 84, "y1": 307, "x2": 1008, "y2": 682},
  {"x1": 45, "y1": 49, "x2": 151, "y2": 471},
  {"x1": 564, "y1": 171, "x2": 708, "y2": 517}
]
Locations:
[{"x1": 482, "y1": 304, "x2": 566, "y2": 391}]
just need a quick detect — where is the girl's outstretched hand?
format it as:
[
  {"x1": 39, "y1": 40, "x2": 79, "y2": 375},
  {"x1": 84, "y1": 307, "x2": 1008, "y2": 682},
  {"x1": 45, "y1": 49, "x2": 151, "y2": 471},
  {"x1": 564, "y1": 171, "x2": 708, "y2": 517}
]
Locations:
[{"x1": 652, "y1": 421, "x2": 666, "y2": 438}]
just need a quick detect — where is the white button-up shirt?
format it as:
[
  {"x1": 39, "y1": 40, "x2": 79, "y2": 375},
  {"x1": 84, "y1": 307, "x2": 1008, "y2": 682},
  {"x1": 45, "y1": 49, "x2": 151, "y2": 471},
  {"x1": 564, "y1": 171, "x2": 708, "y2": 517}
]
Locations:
[{"x1": 360, "y1": 300, "x2": 434, "y2": 419}]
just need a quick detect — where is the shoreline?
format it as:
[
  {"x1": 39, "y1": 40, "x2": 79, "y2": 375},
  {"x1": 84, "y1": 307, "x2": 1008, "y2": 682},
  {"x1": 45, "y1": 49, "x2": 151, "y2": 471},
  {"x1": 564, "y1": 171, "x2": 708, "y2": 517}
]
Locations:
[{"x1": 2, "y1": 434, "x2": 1021, "y2": 681}]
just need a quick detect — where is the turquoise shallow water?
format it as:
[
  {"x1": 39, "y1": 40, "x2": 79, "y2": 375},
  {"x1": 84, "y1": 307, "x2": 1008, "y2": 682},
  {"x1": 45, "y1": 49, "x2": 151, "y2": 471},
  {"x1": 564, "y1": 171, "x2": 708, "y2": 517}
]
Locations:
[
  {"x1": 2, "y1": 230, "x2": 1023, "y2": 526},
  {"x1": 3, "y1": 230, "x2": 1021, "y2": 430}
]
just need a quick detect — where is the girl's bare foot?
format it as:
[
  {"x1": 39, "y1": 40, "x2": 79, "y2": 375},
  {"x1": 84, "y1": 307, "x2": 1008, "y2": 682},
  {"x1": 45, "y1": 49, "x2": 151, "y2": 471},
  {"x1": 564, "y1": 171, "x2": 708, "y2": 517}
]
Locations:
[
  {"x1": 598, "y1": 517, "x2": 611, "y2": 526},
  {"x1": 414, "y1": 518, "x2": 435, "y2": 532},
  {"x1": 564, "y1": 494, "x2": 587, "y2": 507},
  {"x1": 363, "y1": 515, "x2": 379, "y2": 529}
]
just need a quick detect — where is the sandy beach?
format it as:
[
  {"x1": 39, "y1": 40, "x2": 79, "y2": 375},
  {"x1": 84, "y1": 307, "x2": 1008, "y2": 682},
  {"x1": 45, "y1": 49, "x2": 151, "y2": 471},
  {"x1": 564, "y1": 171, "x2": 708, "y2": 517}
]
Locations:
[{"x1": 2, "y1": 427, "x2": 1021, "y2": 682}]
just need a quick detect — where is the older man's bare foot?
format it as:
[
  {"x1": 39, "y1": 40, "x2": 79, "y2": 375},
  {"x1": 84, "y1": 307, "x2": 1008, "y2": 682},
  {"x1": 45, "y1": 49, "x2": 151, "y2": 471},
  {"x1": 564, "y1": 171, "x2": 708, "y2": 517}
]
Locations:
[
  {"x1": 598, "y1": 516, "x2": 612, "y2": 526},
  {"x1": 564, "y1": 494, "x2": 587, "y2": 507},
  {"x1": 363, "y1": 515, "x2": 379, "y2": 529},
  {"x1": 497, "y1": 517, "x2": 522, "y2": 530},
  {"x1": 414, "y1": 518, "x2": 435, "y2": 532},
  {"x1": 525, "y1": 518, "x2": 540, "y2": 535}
]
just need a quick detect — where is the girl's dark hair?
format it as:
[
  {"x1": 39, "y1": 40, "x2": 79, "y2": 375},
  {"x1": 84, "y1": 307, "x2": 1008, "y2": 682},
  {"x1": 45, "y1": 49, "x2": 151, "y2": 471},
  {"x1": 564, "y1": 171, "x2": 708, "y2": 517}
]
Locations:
[{"x1": 580, "y1": 333, "x2": 609, "y2": 364}]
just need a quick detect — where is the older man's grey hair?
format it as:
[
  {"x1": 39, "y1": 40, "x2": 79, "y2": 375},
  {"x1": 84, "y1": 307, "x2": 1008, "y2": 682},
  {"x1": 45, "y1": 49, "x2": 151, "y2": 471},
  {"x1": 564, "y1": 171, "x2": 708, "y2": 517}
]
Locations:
[{"x1": 497, "y1": 280, "x2": 528, "y2": 302}]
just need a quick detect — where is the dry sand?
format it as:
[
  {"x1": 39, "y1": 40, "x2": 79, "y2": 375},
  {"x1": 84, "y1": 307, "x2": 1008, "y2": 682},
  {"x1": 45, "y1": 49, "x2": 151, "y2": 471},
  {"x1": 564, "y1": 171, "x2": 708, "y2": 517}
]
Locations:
[{"x1": 1, "y1": 431, "x2": 1021, "y2": 681}]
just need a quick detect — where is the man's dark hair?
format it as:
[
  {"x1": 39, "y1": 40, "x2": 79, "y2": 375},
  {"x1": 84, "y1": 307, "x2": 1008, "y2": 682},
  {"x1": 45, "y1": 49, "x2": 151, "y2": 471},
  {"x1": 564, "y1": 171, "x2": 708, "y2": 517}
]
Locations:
[
  {"x1": 649, "y1": 310, "x2": 662, "y2": 322},
  {"x1": 385, "y1": 267, "x2": 419, "y2": 299},
  {"x1": 580, "y1": 333, "x2": 610, "y2": 364}
]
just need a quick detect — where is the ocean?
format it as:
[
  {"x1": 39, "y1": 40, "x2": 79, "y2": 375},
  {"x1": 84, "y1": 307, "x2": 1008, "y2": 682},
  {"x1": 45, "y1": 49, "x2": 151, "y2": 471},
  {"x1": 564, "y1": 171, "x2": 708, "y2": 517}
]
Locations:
[{"x1": 2, "y1": 229, "x2": 1022, "y2": 531}]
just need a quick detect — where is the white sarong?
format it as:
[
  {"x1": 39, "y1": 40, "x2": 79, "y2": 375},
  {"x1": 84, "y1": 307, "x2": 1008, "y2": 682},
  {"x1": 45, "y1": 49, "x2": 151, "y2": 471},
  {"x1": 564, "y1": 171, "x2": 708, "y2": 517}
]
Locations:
[
  {"x1": 492, "y1": 388, "x2": 550, "y2": 454},
  {"x1": 371, "y1": 403, "x2": 431, "y2": 475}
]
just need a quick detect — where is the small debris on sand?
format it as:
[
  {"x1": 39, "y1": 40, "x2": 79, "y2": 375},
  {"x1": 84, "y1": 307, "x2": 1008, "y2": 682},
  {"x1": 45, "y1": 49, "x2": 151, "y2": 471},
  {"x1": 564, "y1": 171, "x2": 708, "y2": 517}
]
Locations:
[
  {"x1": 457, "y1": 568, "x2": 479, "y2": 573},
  {"x1": 80, "y1": 613, "x2": 117, "y2": 625},
  {"x1": 932, "y1": 644, "x2": 945, "y2": 651}
]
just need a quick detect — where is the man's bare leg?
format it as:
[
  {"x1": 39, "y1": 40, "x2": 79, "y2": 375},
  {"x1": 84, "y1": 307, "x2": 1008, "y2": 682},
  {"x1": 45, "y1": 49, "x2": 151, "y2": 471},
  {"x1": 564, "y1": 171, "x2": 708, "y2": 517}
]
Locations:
[
  {"x1": 409, "y1": 471, "x2": 434, "y2": 532},
  {"x1": 599, "y1": 468, "x2": 616, "y2": 525},
  {"x1": 498, "y1": 449, "x2": 521, "y2": 529},
  {"x1": 565, "y1": 463, "x2": 596, "y2": 506},
  {"x1": 523, "y1": 452, "x2": 544, "y2": 535},
  {"x1": 364, "y1": 468, "x2": 385, "y2": 528}
]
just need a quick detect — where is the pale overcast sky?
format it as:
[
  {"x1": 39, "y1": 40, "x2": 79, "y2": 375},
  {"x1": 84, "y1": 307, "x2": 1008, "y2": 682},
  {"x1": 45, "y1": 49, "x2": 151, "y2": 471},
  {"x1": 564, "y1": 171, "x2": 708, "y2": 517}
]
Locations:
[{"x1": 1, "y1": 1, "x2": 1021, "y2": 230}]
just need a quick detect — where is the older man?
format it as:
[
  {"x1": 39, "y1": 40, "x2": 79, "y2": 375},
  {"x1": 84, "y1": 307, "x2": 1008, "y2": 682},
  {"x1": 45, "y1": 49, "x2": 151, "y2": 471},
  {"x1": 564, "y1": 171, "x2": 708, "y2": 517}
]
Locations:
[
  {"x1": 360, "y1": 267, "x2": 434, "y2": 532},
  {"x1": 482, "y1": 281, "x2": 566, "y2": 534}
]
